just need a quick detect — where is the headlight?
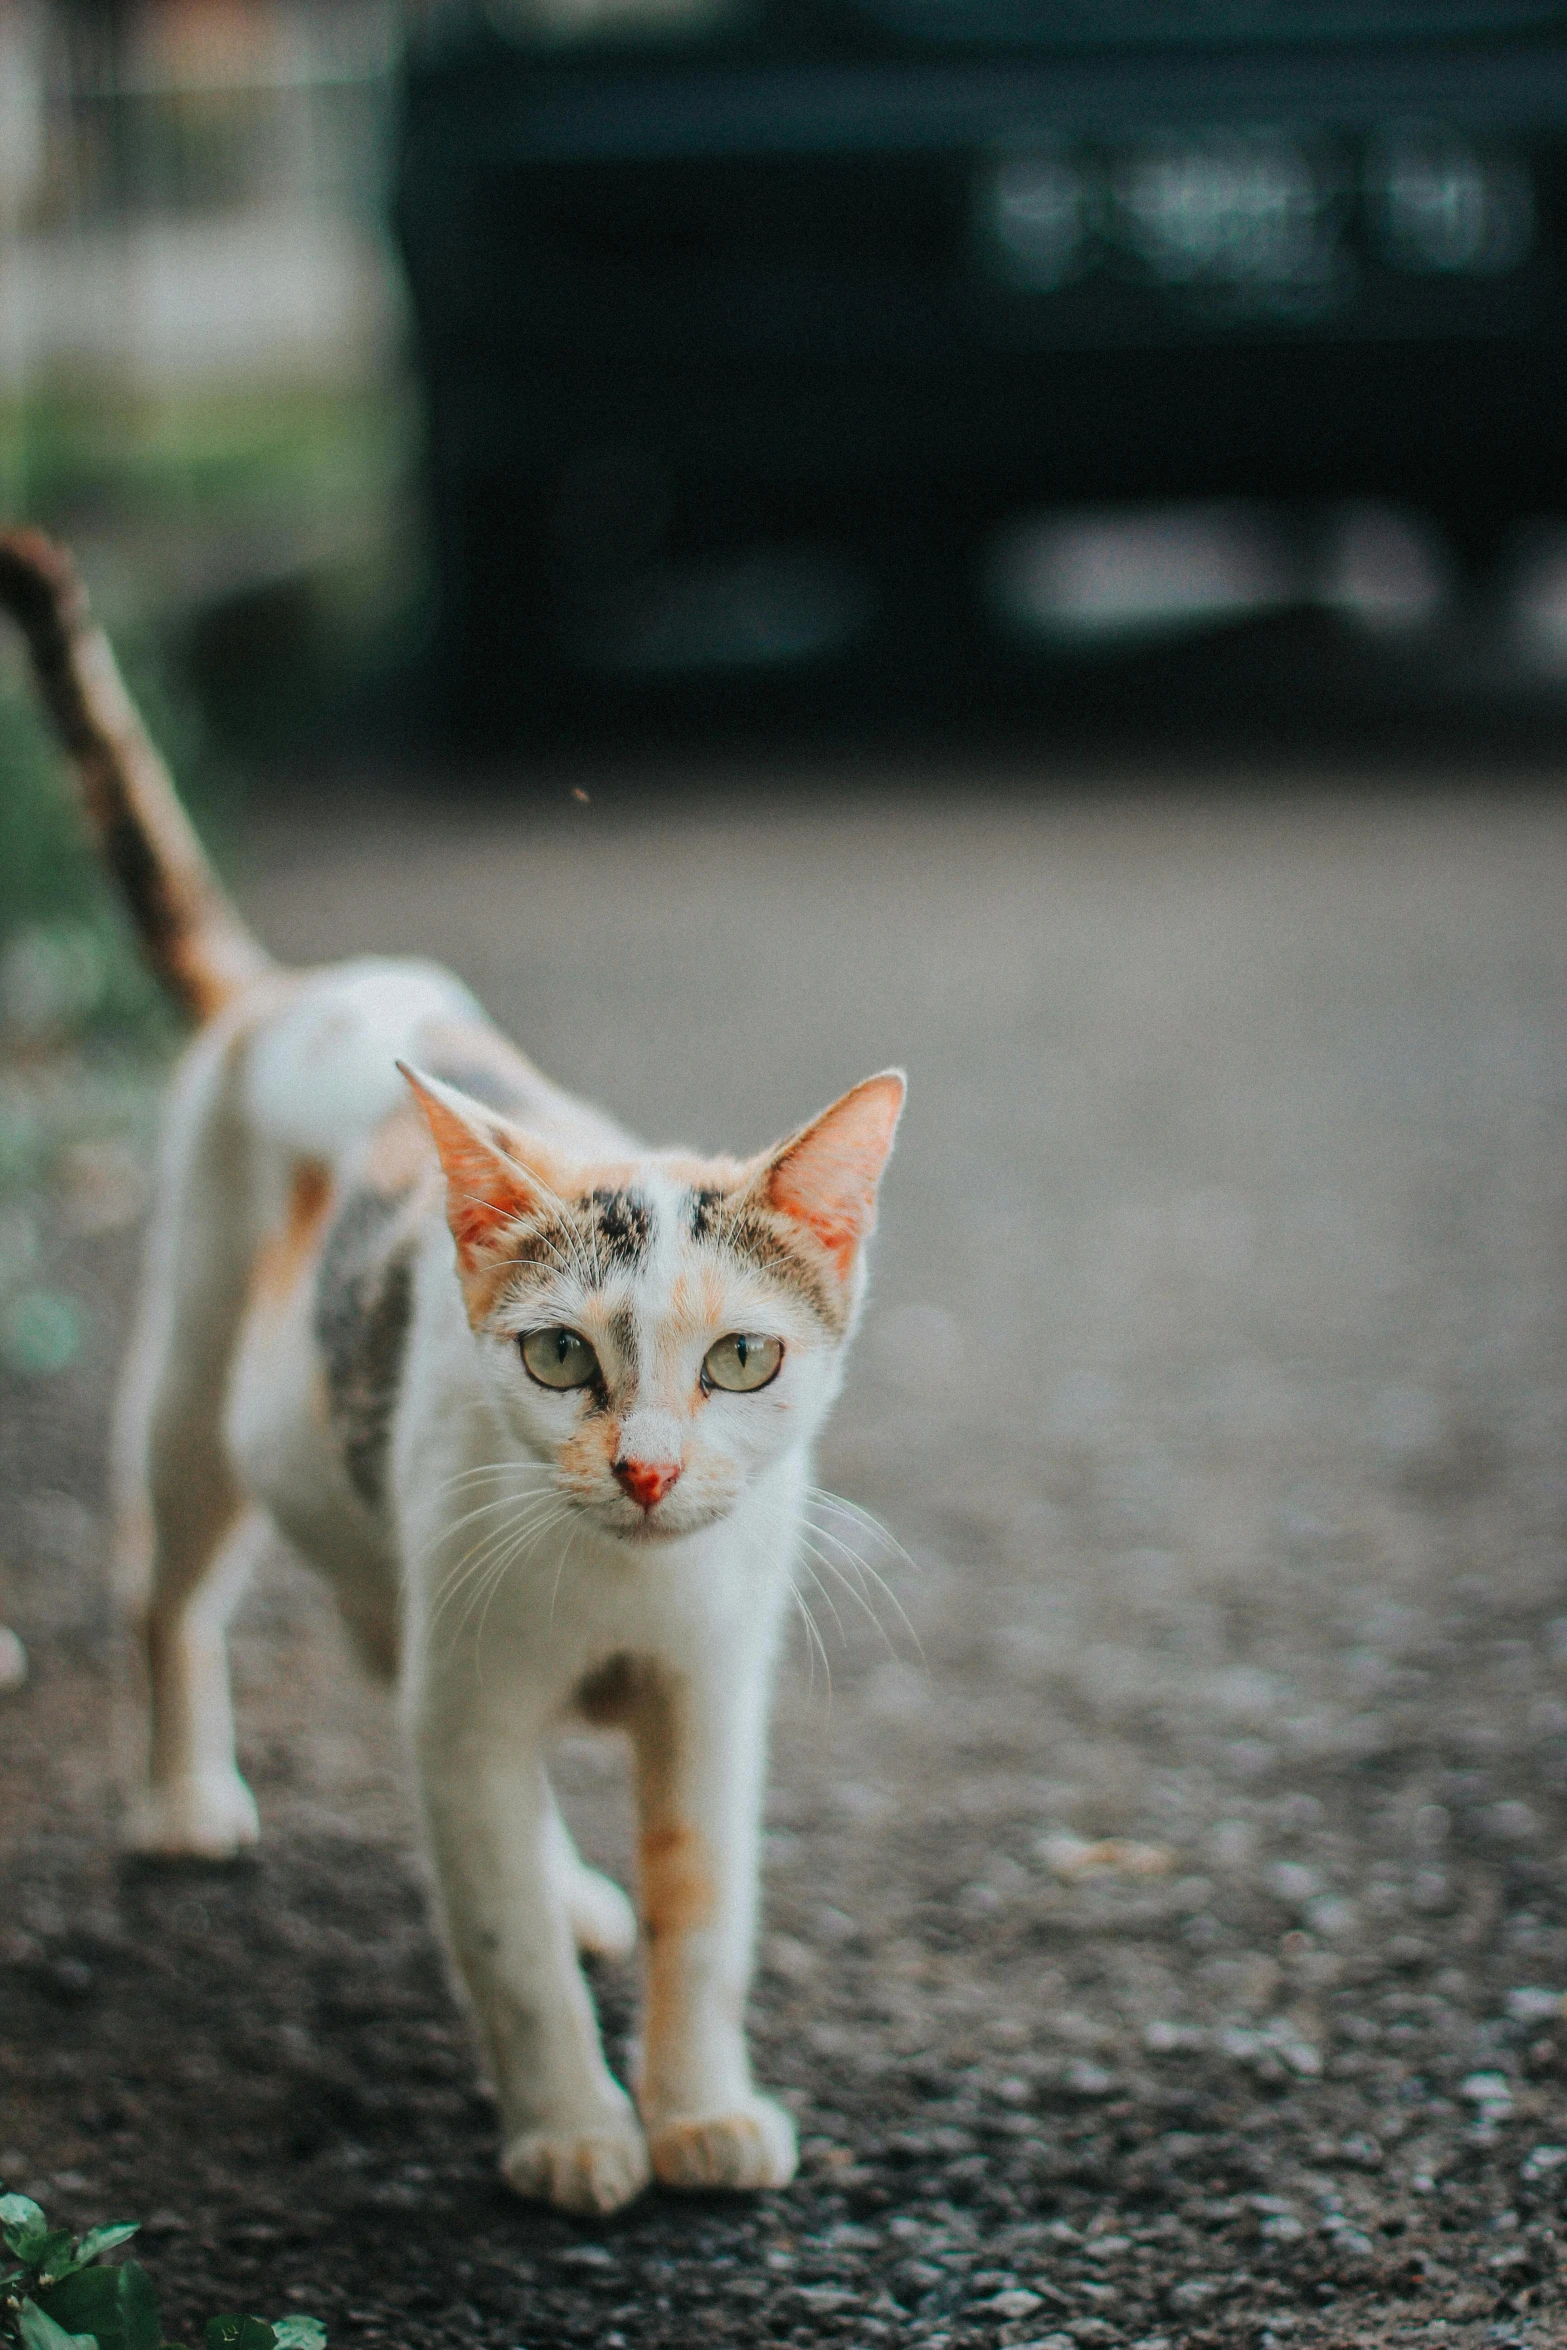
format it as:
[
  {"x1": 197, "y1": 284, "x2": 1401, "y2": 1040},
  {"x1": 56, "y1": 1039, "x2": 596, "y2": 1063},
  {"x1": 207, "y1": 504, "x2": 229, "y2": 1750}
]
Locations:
[
  {"x1": 1367, "y1": 125, "x2": 1534, "y2": 276},
  {"x1": 983, "y1": 152, "x2": 1091, "y2": 290},
  {"x1": 1113, "y1": 131, "x2": 1339, "y2": 297}
]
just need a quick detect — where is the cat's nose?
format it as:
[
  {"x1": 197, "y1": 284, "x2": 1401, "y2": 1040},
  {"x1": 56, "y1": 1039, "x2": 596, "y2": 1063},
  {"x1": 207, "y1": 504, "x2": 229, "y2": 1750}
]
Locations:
[{"x1": 613, "y1": 1456, "x2": 681, "y2": 1511}]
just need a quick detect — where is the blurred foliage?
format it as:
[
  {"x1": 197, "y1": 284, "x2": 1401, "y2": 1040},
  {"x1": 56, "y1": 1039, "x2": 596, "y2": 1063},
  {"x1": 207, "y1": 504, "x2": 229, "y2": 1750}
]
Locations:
[
  {"x1": 0, "y1": 559, "x2": 236, "y2": 1392},
  {"x1": 0, "y1": 625, "x2": 242, "y2": 1049},
  {"x1": 0, "y1": 372, "x2": 414, "y2": 1025},
  {"x1": 0, "y1": 380, "x2": 412, "y2": 535}
]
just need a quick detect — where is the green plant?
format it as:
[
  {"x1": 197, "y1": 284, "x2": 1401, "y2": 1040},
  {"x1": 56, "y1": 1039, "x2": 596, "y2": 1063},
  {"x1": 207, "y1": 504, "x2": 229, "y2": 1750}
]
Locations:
[{"x1": 0, "y1": 2191, "x2": 323, "y2": 2350}]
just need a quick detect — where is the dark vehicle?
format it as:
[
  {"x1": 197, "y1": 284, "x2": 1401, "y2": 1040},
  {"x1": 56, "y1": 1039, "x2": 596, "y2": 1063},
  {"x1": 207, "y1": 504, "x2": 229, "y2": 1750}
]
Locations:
[{"x1": 394, "y1": 1, "x2": 1567, "y2": 726}]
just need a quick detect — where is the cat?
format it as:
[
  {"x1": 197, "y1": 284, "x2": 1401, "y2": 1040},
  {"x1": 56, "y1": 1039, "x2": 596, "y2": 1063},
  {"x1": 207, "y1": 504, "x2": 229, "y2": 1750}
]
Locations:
[{"x1": 0, "y1": 528, "x2": 904, "y2": 2216}]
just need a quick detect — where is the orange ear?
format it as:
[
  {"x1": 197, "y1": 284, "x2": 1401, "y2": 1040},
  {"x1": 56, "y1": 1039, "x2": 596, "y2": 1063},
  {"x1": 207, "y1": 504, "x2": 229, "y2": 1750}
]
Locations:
[
  {"x1": 763, "y1": 1070, "x2": 906, "y2": 1277},
  {"x1": 398, "y1": 1063, "x2": 558, "y2": 1277}
]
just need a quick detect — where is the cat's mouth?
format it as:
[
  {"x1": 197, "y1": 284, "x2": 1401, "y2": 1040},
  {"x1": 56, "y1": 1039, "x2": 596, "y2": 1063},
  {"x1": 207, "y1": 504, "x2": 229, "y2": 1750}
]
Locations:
[{"x1": 597, "y1": 1491, "x2": 727, "y2": 1545}]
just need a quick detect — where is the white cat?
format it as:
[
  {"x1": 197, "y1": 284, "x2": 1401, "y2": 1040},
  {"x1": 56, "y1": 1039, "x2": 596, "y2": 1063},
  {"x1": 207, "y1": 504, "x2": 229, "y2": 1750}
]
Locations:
[{"x1": 0, "y1": 529, "x2": 903, "y2": 2216}]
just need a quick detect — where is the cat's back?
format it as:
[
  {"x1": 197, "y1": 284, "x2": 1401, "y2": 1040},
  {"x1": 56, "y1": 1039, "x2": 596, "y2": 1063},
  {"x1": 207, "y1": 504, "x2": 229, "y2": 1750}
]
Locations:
[{"x1": 240, "y1": 954, "x2": 634, "y2": 1169}]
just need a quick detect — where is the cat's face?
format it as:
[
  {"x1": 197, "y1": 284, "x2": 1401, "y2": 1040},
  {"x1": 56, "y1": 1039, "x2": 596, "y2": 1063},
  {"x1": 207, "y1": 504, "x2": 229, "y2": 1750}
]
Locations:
[{"x1": 407, "y1": 1070, "x2": 904, "y2": 1545}]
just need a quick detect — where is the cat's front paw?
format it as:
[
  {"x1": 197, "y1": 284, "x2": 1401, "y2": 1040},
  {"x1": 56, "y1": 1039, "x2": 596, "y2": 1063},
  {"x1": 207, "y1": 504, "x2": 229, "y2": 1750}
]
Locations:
[
  {"x1": 648, "y1": 2095, "x2": 798, "y2": 2192},
  {"x1": 123, "y1": 1771, "x2": 260, "y2": 1859},
  {"x1": 502, "y1": 2118, "x2": 651, "y2": 2215}
]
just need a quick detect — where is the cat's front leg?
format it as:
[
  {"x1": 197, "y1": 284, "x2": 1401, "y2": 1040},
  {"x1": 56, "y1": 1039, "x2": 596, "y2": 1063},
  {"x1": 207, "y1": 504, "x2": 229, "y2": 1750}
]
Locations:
[
  {"x1": 412, "y1": 1672, "x2": 649, "y2": 2215},
  {"x1": 628, "y1": 1640, "x2": 798, "y2": 2194}
]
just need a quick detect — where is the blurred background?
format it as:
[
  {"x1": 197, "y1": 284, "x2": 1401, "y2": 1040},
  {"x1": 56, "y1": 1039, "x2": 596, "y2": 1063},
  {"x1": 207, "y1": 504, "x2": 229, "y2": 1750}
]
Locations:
[{"x1": 4, "y1": 0, "x2": 1567, "y2": 764}]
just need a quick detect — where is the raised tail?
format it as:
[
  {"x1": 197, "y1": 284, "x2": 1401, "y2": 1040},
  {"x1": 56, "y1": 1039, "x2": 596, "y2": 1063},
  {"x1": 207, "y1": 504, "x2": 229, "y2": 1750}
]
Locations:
[{"x1": 0, "y1": 526, "x2": 273, "y2": 1023}]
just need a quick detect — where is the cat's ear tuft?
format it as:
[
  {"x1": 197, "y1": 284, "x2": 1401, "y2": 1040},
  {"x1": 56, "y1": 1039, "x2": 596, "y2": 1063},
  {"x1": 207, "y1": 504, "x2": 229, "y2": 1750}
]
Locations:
[
  {"x1": 398, "y1": 1062, "x2": 555, "y2": 1281},
  {"x1": 763, "y1": 1070, "x2": 905, "y2": 1277}
]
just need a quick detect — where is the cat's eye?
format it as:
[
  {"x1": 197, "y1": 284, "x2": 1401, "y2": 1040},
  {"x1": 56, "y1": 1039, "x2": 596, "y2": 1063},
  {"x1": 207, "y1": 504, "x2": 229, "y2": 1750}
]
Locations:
[
  {"x1": 702, "y1": 1333, "x2": 783, "y2": 1394},
  {"x1": 519, "y1": 1326, "x2": 600, "y2": 1390}
]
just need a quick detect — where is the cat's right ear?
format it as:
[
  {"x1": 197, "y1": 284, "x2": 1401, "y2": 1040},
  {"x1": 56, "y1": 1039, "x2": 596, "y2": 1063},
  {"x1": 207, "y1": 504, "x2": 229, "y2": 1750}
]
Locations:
[{"x1": 398, "y1": 1063, "x2": 559, "y2": 1304}]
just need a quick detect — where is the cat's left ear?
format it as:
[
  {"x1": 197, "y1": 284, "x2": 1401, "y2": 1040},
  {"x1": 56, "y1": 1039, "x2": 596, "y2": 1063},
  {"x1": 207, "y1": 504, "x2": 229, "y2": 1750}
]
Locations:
[
  {"x1": 761, "y1": 1070, "x2": 906, "y2": 1278},
  {"x1": 398, "y1": 1062, "x2": 564, "y2": 1304}
]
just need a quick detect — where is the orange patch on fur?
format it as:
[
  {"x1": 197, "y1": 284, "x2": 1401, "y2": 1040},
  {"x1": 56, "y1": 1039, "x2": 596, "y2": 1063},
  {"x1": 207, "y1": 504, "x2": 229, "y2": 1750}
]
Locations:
[
  {"x1": 766, "y1": 1070, "x2": 904, "y2": 1278},
  {"x1": 558, "y1": 1413, "x2": 620, "y2": 1497},
  {"x1": 250, "y1": 1157, "x2": 333, "y2": 1311},
  {"x1": 639, "y1": 1822, "x2": 714, "y2": 1940},
  {"x1": 400, "y1": 1067, "x2": 544, "y2": 1253}
]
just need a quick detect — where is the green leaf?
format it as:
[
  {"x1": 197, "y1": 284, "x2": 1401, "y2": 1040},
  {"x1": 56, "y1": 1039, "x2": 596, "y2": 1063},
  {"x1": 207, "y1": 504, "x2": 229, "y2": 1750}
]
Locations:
[
  {"x1": 2, "y1": 2194, "x2": 50, "y2": 2260},
  {"x1": 16, "y1": 2298, "x2": 96, "y2": 2350},
  {"x1": 270, "y1": 2324, "x2": 325, "y2": 2350},
  {"x1": 74, "y1": 2227, "x2": 141, "y2": 2268},
  {"x1": 37, "y1": 2267, "x2": 120, "y2": 2340},
  {"x1": 34, "y1": 2231, "x2": 78, "y2": 2280},
  {"x1": 204, "y1": 2322, "x2": 276, "y2": 2350},
  {"x1": 116, "y1": 2262, "x2": 163, "y2": 2350}
]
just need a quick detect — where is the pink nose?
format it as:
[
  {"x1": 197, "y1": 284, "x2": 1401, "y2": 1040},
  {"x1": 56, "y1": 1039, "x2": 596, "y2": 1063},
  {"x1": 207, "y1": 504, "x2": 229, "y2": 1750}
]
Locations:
[{"x1": 614, "y1": 1457, "x2": 681, "y2": 1511}]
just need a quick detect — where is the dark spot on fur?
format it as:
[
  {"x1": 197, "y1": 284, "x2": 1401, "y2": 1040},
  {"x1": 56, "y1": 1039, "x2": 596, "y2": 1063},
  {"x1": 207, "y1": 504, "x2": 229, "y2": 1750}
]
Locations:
[
  {"x1": 585, "y1": 1186, "x2": 652, "y2": 1269},
  {"x1": 575, "y1": 1650, "x2": 638, "y2": 1725},
  {"x1": 689, "y1": 1187, "x2": 725, "y2": 1240},
  {"x1": 315, "y1": 1191, "x2": 418, "y2": 1508},
  {"x1": 605, "y1": 1305, "x2": 638, "y2": 1386}
]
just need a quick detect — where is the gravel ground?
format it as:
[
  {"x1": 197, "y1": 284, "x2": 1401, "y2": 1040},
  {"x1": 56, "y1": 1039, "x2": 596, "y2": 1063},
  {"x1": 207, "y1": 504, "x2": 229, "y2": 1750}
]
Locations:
[{"x1": 3, "y1": 767, "x2": 1567, "y2": 2350}]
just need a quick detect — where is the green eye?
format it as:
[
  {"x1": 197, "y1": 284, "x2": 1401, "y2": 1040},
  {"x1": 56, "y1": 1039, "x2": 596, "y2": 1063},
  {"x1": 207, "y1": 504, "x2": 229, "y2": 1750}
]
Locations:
[
  {"x1": 702, "y1": 1333, "x2": 783, "y2": 1394},
  {"x1": 520, "y1": 1327, "x2": 600, "y2": 1390}
]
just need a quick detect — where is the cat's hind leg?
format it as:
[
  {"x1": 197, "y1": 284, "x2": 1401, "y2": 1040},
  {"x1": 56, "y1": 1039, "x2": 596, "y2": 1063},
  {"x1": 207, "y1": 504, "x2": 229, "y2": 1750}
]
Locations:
[
  {"x1": 115, "y1": 1023, "x2": 271, "y2": 1859},
  {"x1": 122, "y1": 1505, "x2": 270, "y2": 1857},
  {"x1": 546, "y1": 1793, "x2": 637, "y2": 1959}
]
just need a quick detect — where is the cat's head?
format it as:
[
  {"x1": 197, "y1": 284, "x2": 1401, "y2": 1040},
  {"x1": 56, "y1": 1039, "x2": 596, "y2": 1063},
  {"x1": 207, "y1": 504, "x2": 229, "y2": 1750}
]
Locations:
[{"x1": 402, "y1": 1065, "x2": 904, "y2": 1544}]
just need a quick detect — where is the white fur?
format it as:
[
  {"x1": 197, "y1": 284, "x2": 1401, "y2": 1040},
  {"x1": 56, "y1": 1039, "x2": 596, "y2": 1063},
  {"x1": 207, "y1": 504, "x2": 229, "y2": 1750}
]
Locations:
[{"x1": 116, "y1": 957, "x2": 898, "y2": 2214}]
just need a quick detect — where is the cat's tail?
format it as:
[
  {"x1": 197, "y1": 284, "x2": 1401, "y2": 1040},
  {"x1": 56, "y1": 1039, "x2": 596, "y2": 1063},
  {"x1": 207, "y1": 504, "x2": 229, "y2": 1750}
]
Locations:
[{"x1": 0, "y1": 525, "x2": 274, "y2": 1022}]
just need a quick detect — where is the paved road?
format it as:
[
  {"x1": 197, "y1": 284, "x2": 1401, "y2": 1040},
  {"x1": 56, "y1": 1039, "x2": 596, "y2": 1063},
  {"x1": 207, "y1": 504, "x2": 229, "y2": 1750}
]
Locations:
[{"x1": 4, "y1": 766, "x2": 1567, "y2": 2347}]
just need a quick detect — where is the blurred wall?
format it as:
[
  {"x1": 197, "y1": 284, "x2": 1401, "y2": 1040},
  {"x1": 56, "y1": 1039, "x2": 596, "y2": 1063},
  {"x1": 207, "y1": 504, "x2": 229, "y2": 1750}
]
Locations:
[{"x1": 0, "y1": 0, "x2": 405, "y2": 398}]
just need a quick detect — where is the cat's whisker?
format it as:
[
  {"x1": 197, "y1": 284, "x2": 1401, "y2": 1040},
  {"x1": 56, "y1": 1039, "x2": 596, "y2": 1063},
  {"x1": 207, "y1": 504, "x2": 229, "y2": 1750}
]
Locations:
[
  {"x1": 786, "y1": 1578, "x2": 833, "y2": 1700},
  {"x1": 433, "y1": 1487, "x2": 565, "y2": 1549},
  {"x1": 433, "y1": 1479, "x2": 560, "y2": 1532},
  {"x1": 438, "y1": 1506, "x2": 579, "y2": 1653},
  {"x1": 802, "y1": 1514, "x2": 914, "y2": 1617},
  {"x1": 469, "y1": 1507, "x2": 577, "y2": 1651},
  {"x1": 799, "y1": 1536, "x2": 909, "y2": 1666},
  {"x1": 429, "y1": 1496, "x2": 577, "y2": 1638},
  {"x1": 802, "y1": 1500, "x2": 923, "y2": 1661},
  {"x1": 792, "y1": 1550, "x2": 849, "y2": 1649},
  {"x1": 546, "y1": 1516, "x2": 585, "y2": 1635},
  {"x1": 460, "y1": 1509, "x2": 581, "y2": 1681},
  {"x1": 806, "y1": 1485, "x2": 920, "y2": 1578},
  {"x1": 428, "y1": 1490, "x2": 565, "y2": 1589},
  {"x1": 434, "y1": 1459, "x2": 558, "y2": 1498},
  {"x1": 449, "y1": 1498, "x2": 566, "y2": 1605}
]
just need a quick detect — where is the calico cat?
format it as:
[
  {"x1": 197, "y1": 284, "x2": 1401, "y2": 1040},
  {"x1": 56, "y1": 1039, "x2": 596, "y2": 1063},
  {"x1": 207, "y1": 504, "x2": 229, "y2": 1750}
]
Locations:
[{"x1": 0, "y1": 530, "x2": 903, "y2": 2216}]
